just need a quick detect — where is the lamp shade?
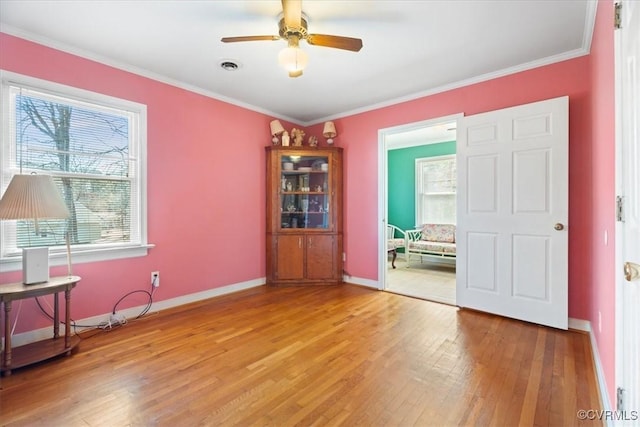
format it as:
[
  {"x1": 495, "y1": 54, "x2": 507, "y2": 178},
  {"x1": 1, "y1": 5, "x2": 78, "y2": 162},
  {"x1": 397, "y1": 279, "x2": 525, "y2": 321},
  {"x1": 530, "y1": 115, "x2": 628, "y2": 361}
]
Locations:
[
  {"x1": 323, "y1": 121, "x2": 337, "y2": 138},
  {"x1": 323, "y1": 121, "x2": 337, "y2": 144},
  {"x1": 0, "y1": 174, "x2": 69, "y2": 220},
  {"x1": 270, "y1": 120, "x2": 285, "y2": 136}
]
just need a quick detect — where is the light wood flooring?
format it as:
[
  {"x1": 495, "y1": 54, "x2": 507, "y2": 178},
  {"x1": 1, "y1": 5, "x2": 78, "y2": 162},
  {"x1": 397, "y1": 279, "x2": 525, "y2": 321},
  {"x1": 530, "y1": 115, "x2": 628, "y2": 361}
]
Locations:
[
  {"x1": 387, "y1": 256, "x2": 456, "y2": 305},
  {"x1": 0, "y1": 284, "x2": 601, "y2": 426}
]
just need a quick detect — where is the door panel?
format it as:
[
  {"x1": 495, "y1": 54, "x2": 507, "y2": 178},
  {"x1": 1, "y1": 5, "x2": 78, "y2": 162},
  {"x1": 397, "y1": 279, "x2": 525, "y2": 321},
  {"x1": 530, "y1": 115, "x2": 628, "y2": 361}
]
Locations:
[
  {"x1": 457, "y1": 96, "x2": 568, "y2": 329},
  {"x1": 306, "y1": 235, "x2": 335, "y2": 280},
  {"x1": 467, "y1": 232, "x2": 498, "y2": 293},
  {"x1": 276, "y1": 235, "x2": 304, "y2": 280},
  {"x1": 467, "y1": 156, "x2": 498, "y2": 212},
  {"x1": 512, "y1": 235, "x2": 549, "y2": 300},
  {"x1": 513, "y1": 149, "x2": 550, "y2": 213}
]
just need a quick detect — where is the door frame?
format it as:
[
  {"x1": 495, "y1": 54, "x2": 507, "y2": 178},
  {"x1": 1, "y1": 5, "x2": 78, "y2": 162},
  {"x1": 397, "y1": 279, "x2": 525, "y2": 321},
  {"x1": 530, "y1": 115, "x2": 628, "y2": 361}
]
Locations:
[
  {"x1": 614, "y1": 0, "x2": 637, "y2": 412},
  {"x1": 377, "y1": 113, "x2": 463, "y2": 290}
]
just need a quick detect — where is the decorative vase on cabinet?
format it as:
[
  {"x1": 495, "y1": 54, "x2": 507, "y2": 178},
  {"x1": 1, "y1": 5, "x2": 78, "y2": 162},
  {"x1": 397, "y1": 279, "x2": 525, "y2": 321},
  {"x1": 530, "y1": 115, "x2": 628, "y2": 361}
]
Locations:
[{"x1": 266, "y1": 146, "x2": 343, "y2": 286}]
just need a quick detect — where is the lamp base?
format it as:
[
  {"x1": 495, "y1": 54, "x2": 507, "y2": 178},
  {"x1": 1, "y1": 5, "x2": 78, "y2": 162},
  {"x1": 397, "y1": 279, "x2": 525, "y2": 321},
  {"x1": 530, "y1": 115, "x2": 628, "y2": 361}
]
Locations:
[{"x1": 23, "y1": 247, "x2": 49, "y2": 285}]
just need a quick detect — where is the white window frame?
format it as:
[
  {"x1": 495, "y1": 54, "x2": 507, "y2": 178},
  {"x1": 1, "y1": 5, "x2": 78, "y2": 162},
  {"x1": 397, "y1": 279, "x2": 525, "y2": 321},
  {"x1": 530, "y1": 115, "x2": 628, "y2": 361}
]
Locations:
[
  {"x1": 415, "y1": 154, "x2": 456, "y2": 227},
  {"x1": 0, "y1": 70, "x2": 152, "y2": 271}
]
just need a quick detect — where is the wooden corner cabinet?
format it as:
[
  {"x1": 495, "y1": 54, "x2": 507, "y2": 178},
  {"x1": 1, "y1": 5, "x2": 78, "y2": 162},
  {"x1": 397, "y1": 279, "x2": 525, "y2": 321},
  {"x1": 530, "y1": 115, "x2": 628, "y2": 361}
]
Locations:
[{"x1": 266, "y1": 146, "x2": 343, "y2": 286}]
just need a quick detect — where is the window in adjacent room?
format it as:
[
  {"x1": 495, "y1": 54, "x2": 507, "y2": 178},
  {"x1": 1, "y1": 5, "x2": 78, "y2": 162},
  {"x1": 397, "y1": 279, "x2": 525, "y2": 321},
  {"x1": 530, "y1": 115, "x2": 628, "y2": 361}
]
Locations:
[
  {"x1": 415, "y1": 155, "x2": 456, "y2": 226},
  {"x1": 0, "y1": 72, "x2": 149, "y2": 267}
]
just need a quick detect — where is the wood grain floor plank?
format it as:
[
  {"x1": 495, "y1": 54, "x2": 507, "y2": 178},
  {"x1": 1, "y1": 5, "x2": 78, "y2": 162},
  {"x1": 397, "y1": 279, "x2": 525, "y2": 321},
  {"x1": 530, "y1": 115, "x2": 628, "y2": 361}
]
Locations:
[{"x1": 0, "y1": 284, "x2": 602, "y2": 426}]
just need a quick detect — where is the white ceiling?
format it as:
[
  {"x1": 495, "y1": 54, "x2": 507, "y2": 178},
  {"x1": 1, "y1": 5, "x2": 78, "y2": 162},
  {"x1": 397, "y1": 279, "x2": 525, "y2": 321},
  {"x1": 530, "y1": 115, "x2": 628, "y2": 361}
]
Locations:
[{"x1": 0, "y1": 1, "x2": 595, "y2": 125}]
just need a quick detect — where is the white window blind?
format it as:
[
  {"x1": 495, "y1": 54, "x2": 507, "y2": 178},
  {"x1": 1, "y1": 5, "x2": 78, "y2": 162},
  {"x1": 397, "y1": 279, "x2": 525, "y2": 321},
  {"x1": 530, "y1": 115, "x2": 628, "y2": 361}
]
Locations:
[
  {"x1": 1, "y1": 72, "x2": 148, "y2": 263},
  {"x1": 416, "y1": 155, "x2": 456, "y2": 226}
]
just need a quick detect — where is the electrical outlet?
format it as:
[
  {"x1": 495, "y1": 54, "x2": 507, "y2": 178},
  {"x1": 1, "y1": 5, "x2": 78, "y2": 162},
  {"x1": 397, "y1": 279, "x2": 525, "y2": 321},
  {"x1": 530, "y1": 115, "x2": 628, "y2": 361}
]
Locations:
[{"x1": 151, "y1": 271, "x2": 160, "y2": 287}]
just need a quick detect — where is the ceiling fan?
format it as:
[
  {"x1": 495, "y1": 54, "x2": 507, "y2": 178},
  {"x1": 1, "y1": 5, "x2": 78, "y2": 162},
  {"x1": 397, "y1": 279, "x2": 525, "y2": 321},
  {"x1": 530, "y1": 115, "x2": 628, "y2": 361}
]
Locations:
[{"x1": 221, "y1": 0, "x2": 363, "y2": 78}]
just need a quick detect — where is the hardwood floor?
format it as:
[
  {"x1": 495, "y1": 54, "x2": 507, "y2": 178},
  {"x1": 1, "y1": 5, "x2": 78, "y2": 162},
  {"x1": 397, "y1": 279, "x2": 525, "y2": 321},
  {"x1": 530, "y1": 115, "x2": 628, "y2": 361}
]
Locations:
[
  {"x1": 0, "y1": 284, "x2": 601, "y2": 426},
  {"x1": 386, "y1": 257, "x2": 456, "y2": 305}
]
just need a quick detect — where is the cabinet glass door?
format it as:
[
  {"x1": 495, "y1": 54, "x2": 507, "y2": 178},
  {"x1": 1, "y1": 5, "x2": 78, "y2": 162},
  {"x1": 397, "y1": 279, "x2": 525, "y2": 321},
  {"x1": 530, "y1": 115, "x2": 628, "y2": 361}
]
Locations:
[{"x1": 280, "y1": 154, "x2": 329, "y2": 230}]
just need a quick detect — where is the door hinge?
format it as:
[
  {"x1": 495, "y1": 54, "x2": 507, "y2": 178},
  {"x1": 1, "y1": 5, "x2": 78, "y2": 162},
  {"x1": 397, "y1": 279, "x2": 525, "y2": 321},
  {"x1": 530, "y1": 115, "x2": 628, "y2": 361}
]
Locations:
[
  {"x1": 616, "y1": 195, "x2": 625, "y2": 222},
  {"x1": 617, "y1": 387, "x2": 625, "y2": 411},
  {"x1": 615, "y1": 3, "x2": 622, "y2": 29}
]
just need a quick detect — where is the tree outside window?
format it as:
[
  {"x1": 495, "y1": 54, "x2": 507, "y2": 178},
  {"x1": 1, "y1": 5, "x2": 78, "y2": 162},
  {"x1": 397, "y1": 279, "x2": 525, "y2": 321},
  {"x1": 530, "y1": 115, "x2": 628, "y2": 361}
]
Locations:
[{"x1": 1, "y1": 75, "x2": 146, "y2": 262}]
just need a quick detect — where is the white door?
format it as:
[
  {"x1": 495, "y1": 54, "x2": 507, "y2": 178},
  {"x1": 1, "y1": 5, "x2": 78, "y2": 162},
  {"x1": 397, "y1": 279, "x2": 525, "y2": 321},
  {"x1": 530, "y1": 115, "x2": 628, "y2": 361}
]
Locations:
[
  {"x1": 457, "y1": 96, "x2": 569, "y2": 329},
  {"x1": 616, "y1": 0, "x2": 640, "y2": 413}
]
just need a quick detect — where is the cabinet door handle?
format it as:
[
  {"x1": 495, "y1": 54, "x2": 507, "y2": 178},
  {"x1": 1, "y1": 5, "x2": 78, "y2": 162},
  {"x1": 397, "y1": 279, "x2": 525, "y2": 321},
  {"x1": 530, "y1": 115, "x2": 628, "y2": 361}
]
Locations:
[
  {"x1": 308, "y1": 237, "x2": 313, "y2": 248},
  {"x1": 299, "y1": 237, "x2": 302, "y2": 248}
]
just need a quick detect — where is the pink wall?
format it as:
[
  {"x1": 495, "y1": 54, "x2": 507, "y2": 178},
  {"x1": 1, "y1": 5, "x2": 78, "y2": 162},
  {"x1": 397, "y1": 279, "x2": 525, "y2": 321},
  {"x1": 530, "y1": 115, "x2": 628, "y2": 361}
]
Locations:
[
  {"x1": 0, "y1": 33, "x2": 281, "y2": 332},
  {"x1": 587, "y1": 0, "x2": 616, "y2": 405},
  {"x1": 0, "y1": 0, "x2": 617, "y2": 405}
]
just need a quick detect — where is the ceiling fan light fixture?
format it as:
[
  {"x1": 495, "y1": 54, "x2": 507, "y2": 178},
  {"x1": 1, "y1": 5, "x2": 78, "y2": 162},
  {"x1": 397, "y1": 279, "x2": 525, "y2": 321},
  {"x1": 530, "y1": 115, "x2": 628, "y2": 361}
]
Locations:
[{"x1": 278, "y1": 46, "x2": 308, "y2": 78}]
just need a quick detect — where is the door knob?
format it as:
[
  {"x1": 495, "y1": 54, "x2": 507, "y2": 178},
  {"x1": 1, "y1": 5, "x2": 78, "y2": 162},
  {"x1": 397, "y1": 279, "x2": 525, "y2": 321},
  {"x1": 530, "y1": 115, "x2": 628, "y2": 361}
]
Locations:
[
  {"x1": 624, "y1": 262, "x2": 640, "y2": 282},
  {"x1": 554, "y1": 223, "x2": 565, "y2": 231}
]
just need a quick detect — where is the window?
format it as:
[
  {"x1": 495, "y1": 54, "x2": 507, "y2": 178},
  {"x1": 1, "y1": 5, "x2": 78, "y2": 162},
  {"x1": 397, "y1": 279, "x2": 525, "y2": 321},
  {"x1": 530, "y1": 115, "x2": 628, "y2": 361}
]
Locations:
[
  {"x1": 1, "y1": 72, "x2": 149, "y2": 268},
  {"x1": 415, "y1": 155, "x2": 456, "y2": 226}
]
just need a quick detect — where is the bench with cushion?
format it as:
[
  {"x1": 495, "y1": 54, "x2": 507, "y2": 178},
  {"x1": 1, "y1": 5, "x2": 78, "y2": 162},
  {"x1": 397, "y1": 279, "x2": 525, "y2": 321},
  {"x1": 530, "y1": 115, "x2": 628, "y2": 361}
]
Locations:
[{"x1": 405, "y1": 224, "x2": 456, "y2": 267}]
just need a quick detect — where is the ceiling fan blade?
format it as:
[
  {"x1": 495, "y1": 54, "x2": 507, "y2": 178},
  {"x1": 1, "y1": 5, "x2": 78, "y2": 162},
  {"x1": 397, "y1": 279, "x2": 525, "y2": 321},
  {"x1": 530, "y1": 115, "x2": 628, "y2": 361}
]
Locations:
[
  {"x1": 221, "y1": 35, "x2": 280, "y2": 43},
  {"x1": 282, "y1": 0, "x2": 302, "y2": 28},
  {"x1": 306, "y1": 34, "x2": 363, "y2": 52}
]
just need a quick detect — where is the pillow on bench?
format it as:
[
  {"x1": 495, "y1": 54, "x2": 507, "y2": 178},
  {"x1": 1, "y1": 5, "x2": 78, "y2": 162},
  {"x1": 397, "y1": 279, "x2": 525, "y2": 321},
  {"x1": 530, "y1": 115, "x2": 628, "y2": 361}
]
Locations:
[{"x1": 420, "y1": 224, "x2": 456, "y2": 243}]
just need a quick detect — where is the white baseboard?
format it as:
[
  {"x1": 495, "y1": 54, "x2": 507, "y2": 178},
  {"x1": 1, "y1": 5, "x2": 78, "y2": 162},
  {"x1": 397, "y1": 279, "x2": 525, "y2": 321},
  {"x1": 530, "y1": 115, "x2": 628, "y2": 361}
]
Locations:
[
  {"x1": 343, "y1": 275, "x2": 379, "y2": 289},
  {"x1": 568, "y1": 317, "x2": 591, "y2": 331},
  {"x1": 569, "y1": 318, "x2": 613, "y2": 425},
  {"x1": 8, "y1": 277, "x2": 266, "y2": 348}
]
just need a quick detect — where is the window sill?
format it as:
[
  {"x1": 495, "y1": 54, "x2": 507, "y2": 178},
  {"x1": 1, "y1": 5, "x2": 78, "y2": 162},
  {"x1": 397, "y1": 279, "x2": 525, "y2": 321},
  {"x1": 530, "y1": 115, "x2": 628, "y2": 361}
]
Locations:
[{"x1": 0, "y1": 244, "x2": 155, "y2": 272}]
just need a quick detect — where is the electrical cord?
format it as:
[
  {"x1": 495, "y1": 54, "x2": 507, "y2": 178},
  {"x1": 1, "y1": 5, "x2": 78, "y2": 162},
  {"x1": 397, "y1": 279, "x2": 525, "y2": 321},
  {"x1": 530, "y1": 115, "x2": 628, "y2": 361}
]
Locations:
[
  {"x1": 111, "y1": 284, "x2": 156, "y2": 319},
  {"x1": 33, "y1": 278, "x2": 158, "y2": 336}
]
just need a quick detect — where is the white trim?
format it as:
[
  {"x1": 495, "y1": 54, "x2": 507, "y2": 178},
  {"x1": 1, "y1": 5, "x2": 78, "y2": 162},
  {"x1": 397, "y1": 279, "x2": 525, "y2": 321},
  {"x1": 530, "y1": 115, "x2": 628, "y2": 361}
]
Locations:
[
  {"x1": 567, "y1": 318, "x2": 613, "y2": 426},
  {"x1": 388, "y1": 135, "x2": 456, "y2": 151},
  {"x1": 343, "y1": 275, "x2": 379, "y2": 289},
  {"x1": 589, "y1": 324, "x2": 614, "y2": 426},
  {"x1": 0, "y1": 244, "x2": 155, "y2": 271},
  {"x1": 388, "y1": 139, "x2": 456, "y2": 151},
  {"x1": 8, "y1": 277, "x2": 265, "y2": 348},
  {"x1": 568, "y1": 317, "x2": 591, "y2": 332},
  {"x1": 581, "y1": 0, "x2": 598, "y2": 54}
]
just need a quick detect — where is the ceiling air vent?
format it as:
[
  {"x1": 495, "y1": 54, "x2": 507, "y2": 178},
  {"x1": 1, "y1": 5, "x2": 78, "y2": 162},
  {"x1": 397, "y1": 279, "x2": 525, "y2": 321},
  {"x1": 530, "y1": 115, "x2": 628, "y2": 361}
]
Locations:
[{"x1": 220, "y1": 60, "x2": 240, "y2": 71}]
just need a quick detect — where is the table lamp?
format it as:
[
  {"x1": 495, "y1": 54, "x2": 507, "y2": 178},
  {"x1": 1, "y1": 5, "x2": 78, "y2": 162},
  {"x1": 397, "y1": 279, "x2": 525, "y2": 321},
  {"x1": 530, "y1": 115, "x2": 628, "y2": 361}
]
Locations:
[
  {"x1": 0, "y1": 174, "x2": 70, "y2": 284},
  {"x1": 270, "y1": 120, "x2": 285, "y2": 144},
  {"x1": 323, "y1": 121, "x2": 337, "y2": 145}
]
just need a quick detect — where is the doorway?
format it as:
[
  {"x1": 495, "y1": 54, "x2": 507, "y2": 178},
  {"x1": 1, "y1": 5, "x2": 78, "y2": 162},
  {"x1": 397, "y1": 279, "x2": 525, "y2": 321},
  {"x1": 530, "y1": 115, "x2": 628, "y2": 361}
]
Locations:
[{"x1": 378, "y1": 114, "x2": 461, "y2": 304}]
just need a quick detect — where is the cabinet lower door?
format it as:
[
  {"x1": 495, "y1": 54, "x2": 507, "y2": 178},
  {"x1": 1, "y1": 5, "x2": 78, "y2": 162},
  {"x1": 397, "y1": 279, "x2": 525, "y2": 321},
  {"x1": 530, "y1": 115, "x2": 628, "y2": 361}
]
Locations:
[
  {"x1": 276, "y1": 235, "x2": 304, "y2": 280},
  {"x1": 306, "y1": 235, "x2": 336, "y2": 280}
]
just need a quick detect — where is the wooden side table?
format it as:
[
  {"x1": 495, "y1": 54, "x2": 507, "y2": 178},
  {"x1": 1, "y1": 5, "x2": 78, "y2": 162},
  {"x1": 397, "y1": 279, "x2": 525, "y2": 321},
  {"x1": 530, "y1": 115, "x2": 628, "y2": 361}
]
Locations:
[{"x1": 1, "y1": 275, "x2": 81, "y2": 376}]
